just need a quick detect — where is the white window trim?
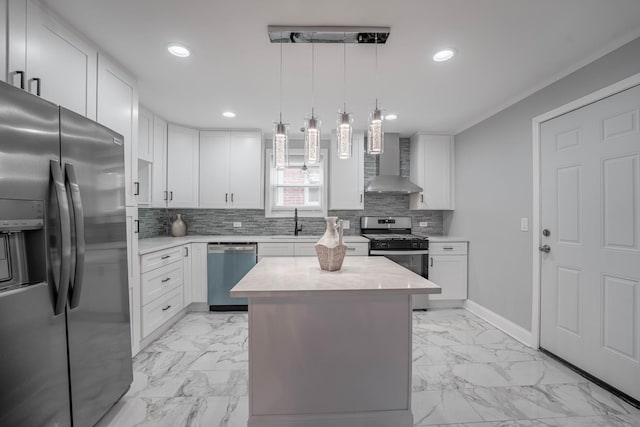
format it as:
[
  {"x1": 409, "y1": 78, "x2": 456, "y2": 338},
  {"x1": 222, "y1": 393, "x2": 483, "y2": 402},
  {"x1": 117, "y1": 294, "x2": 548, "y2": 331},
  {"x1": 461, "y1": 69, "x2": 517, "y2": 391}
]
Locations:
[{"x1": 265, "y1": 148, "x2": 328, "y2": 218}]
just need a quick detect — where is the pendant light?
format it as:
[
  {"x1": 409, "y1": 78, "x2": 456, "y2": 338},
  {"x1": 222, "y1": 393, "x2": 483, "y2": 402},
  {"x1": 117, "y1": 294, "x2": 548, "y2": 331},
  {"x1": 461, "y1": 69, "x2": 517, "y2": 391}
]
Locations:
[
  {"x1": 368, "y1": 34, "x2": 384, "y2": 155},
  {"x1": 273, "y1": 32, "x2": 288, "y2": 169},
  {"x1": 337, "y1": 34, "x2": 353, "y2": 160},
  {"x1": 304, "y1": 40, "x2": 320, "y2": 165}
]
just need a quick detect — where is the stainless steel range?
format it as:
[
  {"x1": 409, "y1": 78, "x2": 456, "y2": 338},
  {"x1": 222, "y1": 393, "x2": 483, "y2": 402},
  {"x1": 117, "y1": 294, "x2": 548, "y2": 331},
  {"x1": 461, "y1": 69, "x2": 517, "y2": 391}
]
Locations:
[{"x1": 361, "y1": 216, "x2": 430, "y2": 309}]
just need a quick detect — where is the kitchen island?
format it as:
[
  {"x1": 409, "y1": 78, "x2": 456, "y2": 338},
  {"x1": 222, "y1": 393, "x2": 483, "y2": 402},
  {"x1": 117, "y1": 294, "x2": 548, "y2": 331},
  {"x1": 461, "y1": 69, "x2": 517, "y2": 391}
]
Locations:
[{"x1": 230, "y1": 256, "x2": 441, "y2": 427}]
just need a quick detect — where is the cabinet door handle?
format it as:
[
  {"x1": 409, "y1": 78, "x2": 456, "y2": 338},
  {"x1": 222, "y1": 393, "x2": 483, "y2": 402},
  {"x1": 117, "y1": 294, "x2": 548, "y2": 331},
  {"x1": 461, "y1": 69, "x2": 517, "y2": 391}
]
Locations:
[
  {"x1": 161, "y1": 277, "x2": 171, "y2": 283},
  {"x1": 225, "y1": 193, "x2": 228, "y2": 203},
  {"x1": 169, "y1": 191, "x2": 173, "y2": 201},
  {"x1": 360, "y1": 194, "x2": 363, "y2": 203},
  {"x1": 162, "y1": 305, "x2": 172, "y2": 311},
  {"x1": 134, "y1": 181, "x2": 140, "y2": 196},
  {"x1": 430, "y1": 257, "x2": 433, "y2": 267},
  {"x1": 14, "y1": 70, "x2": 25, "y2": 89},
  {"x1": 31, "y1": 77, "x2": 42, "y2": 96},
  {"x1": 134, "y1": 219, "x2": 139, "y2": 234},
  {"x1": 231, "y1": 193, "x2": 234, "y2": 203},
  {"x1": 421, "y1": 194, "x2": 424, "y2": 203},
  {"x1": 184, "y1": 247, "x2": 189, "y2": 257},
  {"x1": 161, "y1": 255, "x2": 171, "y2": 260},
  {"x1": 164, "y1": 191, "x2": 168, "y2": 201}
]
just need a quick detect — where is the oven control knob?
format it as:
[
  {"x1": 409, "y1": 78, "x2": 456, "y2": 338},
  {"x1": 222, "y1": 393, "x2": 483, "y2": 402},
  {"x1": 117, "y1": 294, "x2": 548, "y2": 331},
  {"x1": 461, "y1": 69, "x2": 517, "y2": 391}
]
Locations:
[{"x1": 379, "y1": 242, "x2": 388, "y2": 249}]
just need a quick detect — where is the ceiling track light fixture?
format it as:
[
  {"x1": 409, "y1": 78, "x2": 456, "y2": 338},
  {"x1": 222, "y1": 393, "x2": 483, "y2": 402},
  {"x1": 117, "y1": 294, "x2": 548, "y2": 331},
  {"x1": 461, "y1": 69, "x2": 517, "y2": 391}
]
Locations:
[
  {"x1": 337, "y1": 33, "x2": 353, "y2": 160},
  {"x1": 304, "y1": 40, "x2": 320, "y2": 165},
  {"x1": 368, "y1": 34, "x2": 384, "y2": 155},
  {"x1": 273, "y1": 32, "x2": 289, "y2": 170}
]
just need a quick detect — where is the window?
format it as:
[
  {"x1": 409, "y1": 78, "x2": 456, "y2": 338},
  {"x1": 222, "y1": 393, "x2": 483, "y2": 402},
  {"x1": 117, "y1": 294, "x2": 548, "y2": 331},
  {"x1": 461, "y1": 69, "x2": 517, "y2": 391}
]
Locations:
[{"x1": 265, "y1": 148, "x2": 328, "y2": 217}]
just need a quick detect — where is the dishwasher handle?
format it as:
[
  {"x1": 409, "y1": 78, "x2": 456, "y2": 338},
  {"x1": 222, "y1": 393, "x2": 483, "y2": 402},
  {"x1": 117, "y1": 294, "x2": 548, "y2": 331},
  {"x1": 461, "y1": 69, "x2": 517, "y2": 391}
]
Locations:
[{"x1": 208, "y1": 243, "x2": 257, "y2": 254}]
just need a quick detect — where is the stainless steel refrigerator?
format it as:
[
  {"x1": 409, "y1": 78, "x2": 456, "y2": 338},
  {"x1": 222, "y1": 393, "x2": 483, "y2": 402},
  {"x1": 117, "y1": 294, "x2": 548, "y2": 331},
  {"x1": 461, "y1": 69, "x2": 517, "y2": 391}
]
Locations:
[{"x1": 0, "y1": 80, "x2": 132, "y2": 427}]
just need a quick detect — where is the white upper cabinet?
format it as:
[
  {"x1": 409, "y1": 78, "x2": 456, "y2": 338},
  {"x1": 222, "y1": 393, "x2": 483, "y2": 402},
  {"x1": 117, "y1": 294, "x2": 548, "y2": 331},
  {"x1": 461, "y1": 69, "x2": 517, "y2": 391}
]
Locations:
[
  {"x1": 151, "y1": 115, "x2": 168, "y2": 207},
  {"x1": 96, "y1": 53, "x2": 139, "y2": 207},
  {"x1": 199, "y1": 130, "x2": 263, "y2": 209},
  {"x1": 167, "y1": 124, "x2": 199, "y2": 208},
  {"x1": 0, "y1": 0, "x2": 6, "y2": 82},
  {"x1": 329, "y1": 131, "x2": 364, "y2": 210},
  {"x1": 138, "y1": 107, "x2": 153, "y2": 162},
  {"x1": 8, "y1": 0, "x2": 97, "y2": 119},
  {"x1": 410, "y1": 134, "x2": 454, "y2": 210}
]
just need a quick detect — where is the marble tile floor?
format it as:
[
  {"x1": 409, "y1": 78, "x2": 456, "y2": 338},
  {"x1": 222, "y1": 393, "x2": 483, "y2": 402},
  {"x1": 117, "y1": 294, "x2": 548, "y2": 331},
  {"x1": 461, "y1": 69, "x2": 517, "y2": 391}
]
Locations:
[{"x1": 97, "y1": 309, "x2": 640, "y2": 427}]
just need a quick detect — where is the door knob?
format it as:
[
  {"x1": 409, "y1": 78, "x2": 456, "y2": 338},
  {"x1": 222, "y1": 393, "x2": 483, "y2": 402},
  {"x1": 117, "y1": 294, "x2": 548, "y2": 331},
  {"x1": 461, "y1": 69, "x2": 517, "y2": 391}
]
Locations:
[{"x1": 539, "y1": 245, "x2": 551, "y2": 253}]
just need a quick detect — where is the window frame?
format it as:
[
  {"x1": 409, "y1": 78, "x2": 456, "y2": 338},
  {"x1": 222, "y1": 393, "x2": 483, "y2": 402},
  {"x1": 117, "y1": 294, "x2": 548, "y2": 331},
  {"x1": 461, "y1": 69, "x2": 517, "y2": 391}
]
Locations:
[{"x1": 265, "y1": 148, "x2": 328, "y2": 218}]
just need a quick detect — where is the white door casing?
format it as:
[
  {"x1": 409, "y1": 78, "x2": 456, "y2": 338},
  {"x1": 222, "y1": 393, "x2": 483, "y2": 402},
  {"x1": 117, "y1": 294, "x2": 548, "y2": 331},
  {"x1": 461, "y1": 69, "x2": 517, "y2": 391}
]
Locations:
[{"x1": 539, "y1": 83, "x2": 640, "y2": 400}]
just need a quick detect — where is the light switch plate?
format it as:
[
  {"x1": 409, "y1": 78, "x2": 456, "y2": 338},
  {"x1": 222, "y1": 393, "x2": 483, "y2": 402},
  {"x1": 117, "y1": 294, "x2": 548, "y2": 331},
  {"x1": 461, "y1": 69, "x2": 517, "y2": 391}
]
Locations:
[
  {"x1": 233, "y1": 222, "x2": 242, "y2": 228},
  {"x1": 419, "y1": 221, "x2": 428, "y2": 227},
  {"x1": 343, "y1": 220, "x2": 350, "y2": 229},
  {"x1": 520, "y1": 218, "x2": 528, "y2": 232}
]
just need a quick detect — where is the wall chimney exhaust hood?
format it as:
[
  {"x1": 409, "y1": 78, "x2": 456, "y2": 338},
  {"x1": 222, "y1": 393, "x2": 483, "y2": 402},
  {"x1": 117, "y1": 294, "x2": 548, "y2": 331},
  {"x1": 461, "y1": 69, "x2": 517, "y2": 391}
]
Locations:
[{"x1": 365, "y1": 134, "x2": 423, "y2": 193}]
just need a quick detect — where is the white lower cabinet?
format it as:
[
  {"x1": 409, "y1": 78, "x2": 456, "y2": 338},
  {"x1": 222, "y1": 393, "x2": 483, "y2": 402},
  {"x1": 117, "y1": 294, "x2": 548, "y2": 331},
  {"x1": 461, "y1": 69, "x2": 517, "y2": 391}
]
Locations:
[
  {"x1": 190, "y1": 243, "x2": 208, "y2": 304},
  {"x1": 183, "y1": 244, "x2": 193, "y2": 306},
  {"x1": 142, "y1": 287, "x2": 184, "y2": 338},
  {"x1": 428, "y1": 242, "x2": 468, "y2": 301}
]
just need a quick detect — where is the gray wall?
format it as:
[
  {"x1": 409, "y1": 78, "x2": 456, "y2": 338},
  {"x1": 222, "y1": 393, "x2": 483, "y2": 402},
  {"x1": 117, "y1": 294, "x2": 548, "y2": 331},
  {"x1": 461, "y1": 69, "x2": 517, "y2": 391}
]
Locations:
[
  {"x1": 140, "y1": 138, "x2": 443, "y2": 238},
  {"x1": 448, "y1": 36, "x2": 640, "y2": 331}
]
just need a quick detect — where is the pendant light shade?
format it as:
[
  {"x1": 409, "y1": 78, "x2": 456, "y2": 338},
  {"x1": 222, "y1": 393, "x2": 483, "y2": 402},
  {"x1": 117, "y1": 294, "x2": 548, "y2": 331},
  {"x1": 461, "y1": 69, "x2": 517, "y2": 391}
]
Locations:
[
  {"x1": 304, "y1": 116, "x2": 320, "y2": 164},
  {"x1": 368, "y1": 106, "x2": 384, "y2": 154},
  {"x1": 337, "y1": 111, "x2": 353, "y2": 159},
  {"x1": 273, "y1": 121, "x2": 289, "y2": 169}
]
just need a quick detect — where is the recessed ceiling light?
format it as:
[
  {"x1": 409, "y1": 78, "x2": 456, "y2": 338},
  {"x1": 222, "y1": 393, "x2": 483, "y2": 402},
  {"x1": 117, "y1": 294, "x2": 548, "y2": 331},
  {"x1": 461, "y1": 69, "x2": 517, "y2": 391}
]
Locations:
[
  {"x1": 385, "y1": 114, "x2": 398, "y2": 120},
  {"x1": 167, "y1": 43, "x2": 190, "y2": 58},
  {"x1": 433, "y1": 49, "x2": 455, "y2": 62},
  {"x1": 222, "y1": 111, "x2": 236, "y2": 118}
]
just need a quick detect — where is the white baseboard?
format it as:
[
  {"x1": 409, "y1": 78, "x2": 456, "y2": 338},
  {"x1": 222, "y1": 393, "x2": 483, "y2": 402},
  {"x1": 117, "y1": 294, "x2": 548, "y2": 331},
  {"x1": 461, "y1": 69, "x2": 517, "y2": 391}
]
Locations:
[{"x1": 464, "y1": 300, "x2": 536, "y2": 348}]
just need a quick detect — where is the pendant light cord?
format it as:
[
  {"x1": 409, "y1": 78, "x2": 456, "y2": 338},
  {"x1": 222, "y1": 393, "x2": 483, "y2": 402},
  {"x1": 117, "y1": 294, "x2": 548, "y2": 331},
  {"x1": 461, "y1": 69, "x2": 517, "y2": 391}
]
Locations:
[
  {"x1": 375, "y1": 33, "x2": 378, "y2": 109},
  {"x1": 279, "y1": 32, "x2": 283, "y2": 123},
  {"x1": 311, "y1": 40, "x2": 315, "y2": 117},
  {"x1": 343, "y1": 32, "x2": 347, "y2": 112}
]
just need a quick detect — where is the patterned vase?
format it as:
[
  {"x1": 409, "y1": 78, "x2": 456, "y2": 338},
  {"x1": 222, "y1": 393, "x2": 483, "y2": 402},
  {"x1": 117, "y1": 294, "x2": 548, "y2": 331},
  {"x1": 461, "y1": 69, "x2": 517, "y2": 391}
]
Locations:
[
  {"x1": 170, "y1": 214, "x2": 187, "y2": 237},
  {"x1": 315, "y1": 216, "x2": 347, "y2": 271}
]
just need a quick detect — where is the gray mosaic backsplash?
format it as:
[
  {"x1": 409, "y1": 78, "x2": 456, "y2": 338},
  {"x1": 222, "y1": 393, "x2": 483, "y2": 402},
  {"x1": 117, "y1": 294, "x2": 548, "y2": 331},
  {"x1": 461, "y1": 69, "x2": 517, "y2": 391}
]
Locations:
[{"x1": 139, "y1": 138, "x2": 444, "y2": 238}]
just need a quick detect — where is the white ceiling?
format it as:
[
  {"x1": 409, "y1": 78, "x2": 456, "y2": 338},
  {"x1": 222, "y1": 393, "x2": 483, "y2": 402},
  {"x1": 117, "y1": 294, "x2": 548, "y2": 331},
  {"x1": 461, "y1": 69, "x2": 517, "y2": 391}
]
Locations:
[{"x1": 42, "y1": 0, "x2": 640, "y2": 137}]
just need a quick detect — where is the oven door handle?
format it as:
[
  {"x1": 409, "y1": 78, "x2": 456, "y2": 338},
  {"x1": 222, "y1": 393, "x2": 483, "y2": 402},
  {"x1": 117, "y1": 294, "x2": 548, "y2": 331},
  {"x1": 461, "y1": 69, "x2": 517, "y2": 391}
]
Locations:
[{"x1": 369, "y1": 250, "x2": 429, "y2": 256}]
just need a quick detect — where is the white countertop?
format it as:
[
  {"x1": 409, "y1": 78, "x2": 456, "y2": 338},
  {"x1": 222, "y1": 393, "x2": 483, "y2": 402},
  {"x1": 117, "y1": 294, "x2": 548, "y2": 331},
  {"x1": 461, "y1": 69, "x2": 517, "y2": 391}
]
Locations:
[
  {"x1": 139, "y1": 235, "x2": 370, "y2": 255},
  {"x1": 230, "y1": 256, "x2": 441, "y2": 298}
]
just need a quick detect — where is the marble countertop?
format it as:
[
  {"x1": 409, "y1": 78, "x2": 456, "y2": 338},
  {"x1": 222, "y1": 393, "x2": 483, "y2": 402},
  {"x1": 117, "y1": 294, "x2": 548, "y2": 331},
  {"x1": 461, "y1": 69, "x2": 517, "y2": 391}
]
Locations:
[
  {"x1": 139, "y1": 235, "x2": 370, "y2": 255},
  {"x1": 230, "y1": 256, "x2": 442, "y2": 298}
]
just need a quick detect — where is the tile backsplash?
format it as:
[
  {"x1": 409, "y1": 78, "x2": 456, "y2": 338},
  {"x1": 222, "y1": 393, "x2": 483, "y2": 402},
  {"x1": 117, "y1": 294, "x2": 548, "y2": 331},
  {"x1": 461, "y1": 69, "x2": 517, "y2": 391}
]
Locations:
[{"x1": 139, "y1": 138, "x2": 444, "y2": 238}]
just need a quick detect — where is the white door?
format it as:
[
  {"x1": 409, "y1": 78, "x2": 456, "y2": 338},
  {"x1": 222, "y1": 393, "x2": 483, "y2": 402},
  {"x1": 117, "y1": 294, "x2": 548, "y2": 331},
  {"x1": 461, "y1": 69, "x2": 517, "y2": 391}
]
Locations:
[
  {"x1": 97, "y1": 54, "x2": 138, "y2": 207},
  {"x1": 229, "y1": 131, "x2": 263, "y2": 209},
  {"x1": 540, "y1": 84, "x2": 640, "y2": 400},
  {"x1": 199, "y1": 131, "x2": 230, "y2": 208},
  {"x1": 167, "y1": 124, "x2": 199, "y2": 208},
  {"x1": 25, "y1": 0, "x2": 97, "y2": 118}
]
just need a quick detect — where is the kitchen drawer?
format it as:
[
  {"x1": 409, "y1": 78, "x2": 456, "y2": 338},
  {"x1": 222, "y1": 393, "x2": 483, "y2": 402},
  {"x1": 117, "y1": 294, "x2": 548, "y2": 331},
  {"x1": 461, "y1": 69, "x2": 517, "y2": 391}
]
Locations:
[
  {"x1": 294, "y1": 242, "x2": 317, "y2": 256},
  {"x1": 142, "y1": 287, "x2": 184, "y2": 338},
  {"x1": 345, "y1": 242, "x2": 368, "y2": 256},
  {"x1": 429, "y1": 242, "x2": 467, "y2": 256},
  {"x1": 258, "y1": 242, "x2": 294, "y2": 257},
  {"x1": 141, "y1": 246, "x2": 183, "y2": 273},
  {"x1": 141, "y1": 262, "x2": 184, "y2": 305},
  {"x1": 294, "y1": 242, "x2": 368, "y2": 256}
]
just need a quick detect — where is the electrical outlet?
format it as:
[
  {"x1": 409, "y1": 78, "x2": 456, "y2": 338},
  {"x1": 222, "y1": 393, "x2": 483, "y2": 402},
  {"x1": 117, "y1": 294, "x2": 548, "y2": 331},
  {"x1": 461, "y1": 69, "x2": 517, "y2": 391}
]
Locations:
[
  {"x1": 520, "y1": 218, "x2": 528, "y2": 232},
  {"x1": 343, "y1": 220, "x2": 350, "y2": 229},
  {"x1": 419, "y1": 221, "x2": 428, "y2": 227},
  {"x1": 233, "y1": 222, "x2": 242, "y2": 228}
]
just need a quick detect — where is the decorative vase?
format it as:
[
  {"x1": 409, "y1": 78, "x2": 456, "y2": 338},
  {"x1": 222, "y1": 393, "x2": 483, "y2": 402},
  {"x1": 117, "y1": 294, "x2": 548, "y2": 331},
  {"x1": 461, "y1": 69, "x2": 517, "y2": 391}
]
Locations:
[
  {"x1": 170, "y1": 214, "x2": 187, "y2": 237},
  {"x1": 315, "y1": 216, "x2": 348, "y2": 271}
]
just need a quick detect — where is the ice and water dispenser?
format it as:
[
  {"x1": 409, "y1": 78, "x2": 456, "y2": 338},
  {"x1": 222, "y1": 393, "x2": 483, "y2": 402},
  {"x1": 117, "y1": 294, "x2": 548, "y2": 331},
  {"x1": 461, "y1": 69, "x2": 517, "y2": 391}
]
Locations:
[{"x1": 0, "y1": 199, "x2": 46, "y2": 293}]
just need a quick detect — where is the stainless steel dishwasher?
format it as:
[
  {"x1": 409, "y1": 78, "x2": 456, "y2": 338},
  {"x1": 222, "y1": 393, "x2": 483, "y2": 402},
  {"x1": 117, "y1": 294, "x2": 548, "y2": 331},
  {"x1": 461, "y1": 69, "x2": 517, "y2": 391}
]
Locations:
[{"x1": 207, "y1": 243, "x2": 257, "y2": 311}]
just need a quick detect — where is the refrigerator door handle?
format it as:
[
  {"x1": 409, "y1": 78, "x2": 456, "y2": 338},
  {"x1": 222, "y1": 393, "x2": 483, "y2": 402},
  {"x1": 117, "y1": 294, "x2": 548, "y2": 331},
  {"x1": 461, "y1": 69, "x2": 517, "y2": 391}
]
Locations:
[
  {"x1": 50, "y1": 160, "x2": 72, "y2": 316},
  {"x1": 65, "y1": 163, "x2": 86, "y2": 309}
]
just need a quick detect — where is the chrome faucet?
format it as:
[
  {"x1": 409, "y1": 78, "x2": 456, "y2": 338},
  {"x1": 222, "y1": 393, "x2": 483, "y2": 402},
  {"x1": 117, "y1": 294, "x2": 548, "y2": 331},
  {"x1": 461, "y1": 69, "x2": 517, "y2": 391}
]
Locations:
[{"x1": 294, "y1": 208, "x2": 302, "y2": 236}]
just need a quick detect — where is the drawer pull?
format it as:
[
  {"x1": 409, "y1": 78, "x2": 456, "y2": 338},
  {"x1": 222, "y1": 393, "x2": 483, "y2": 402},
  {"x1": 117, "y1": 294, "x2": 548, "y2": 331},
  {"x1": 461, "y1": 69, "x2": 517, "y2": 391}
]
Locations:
[
  {"x1": 162, "y1": 305, "x2": 172, "y2": 311},
  {"x1": 443, "y1": 247, "x2": 454, "y2": 250},
  {"x1": 161, "y1": 255, "x2": 171, "y2": 259},
  {"x1": 347, "y1": 247, "x2": 355, "y2": 251},
  {"x1": 161, "y1": 278, "x2": 171, "y2": 283}
]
